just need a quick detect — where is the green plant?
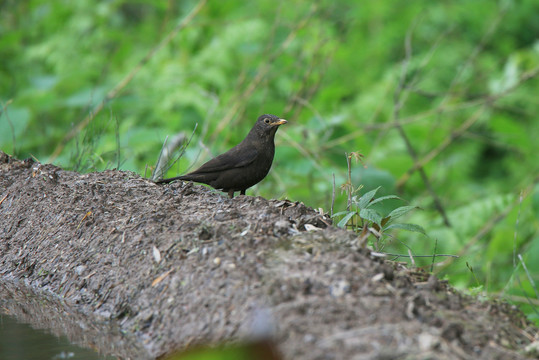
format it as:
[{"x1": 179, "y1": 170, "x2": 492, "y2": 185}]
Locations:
[
  {"x1": 332, "y1": 185, "x2": 426, "y2": 251},
  {"x1": 331, "y1": 152, "x2": 426, "y2": 251}
]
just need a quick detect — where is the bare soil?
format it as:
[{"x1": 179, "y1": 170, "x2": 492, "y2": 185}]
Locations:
[{"x1": 0, "y1": 151, "x2": 537, "y2": 360}]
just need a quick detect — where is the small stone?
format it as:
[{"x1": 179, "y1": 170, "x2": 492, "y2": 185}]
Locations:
[
  {"x1": 418, "y1": 332, "x2": 438, "y2": 351},
  {"x1": 274, "y1": 220, "x2": 290, "y2": 236},
  {"x1": 304, "y1": 334, "x2": 316, "y2": 343},
  {"x1": 75, "y1": 265, "x2": 87, "y2": 275},
  {"x1": 304, "y1": 224, "x2": 321, "y2": 232},
  {"x1": 152, "y1": 245, "x2": 161, "y2": 263},
  {"x1": 330, "y1": 280, "x2": 350, "y2": 297}
]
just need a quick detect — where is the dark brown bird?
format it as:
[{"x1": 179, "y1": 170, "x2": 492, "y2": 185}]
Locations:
[{"x1": 156, "y1": 114, "x2": 287, "y2": 198}]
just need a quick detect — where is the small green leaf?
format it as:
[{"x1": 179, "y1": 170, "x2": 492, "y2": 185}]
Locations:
[
  {"x1": 337, "y1": 211, "x2": 357, "y2": 228},
  {"x1": 384, "y1": 223, "x2": 427, "y2": 236},
  {"x1": 368, "y1": 194, "x2": 403, "y2": 207},
  {"x1": 387, "y1": 205, "x2": 418, "y2": 220},
  {"x1": 331, "y1": 210, "x2": 351, "y2": 218},
  {"x1": 359, "y1": 208, "x2": 382, "y2": 226},
  {"x1": 357, "y1": 186, "x2": 381, "y2": 209}
]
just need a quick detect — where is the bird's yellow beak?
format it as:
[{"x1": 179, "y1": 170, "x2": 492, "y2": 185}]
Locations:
[{"x1": 274, "y1": 118, "x2": 287, "y2": 126}]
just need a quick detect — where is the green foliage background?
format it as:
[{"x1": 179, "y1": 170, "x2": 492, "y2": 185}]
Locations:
[{"x1": 2, "y1": 0, "x2": 539, "y2": 320}]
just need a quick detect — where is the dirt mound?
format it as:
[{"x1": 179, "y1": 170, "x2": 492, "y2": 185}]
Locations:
[{"x1": 0, "y1": 151, "x2": 537, "y2": 359}]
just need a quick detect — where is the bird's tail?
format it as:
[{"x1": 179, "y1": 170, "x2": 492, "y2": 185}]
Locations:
[{"x1": 154, "y1": 176, "x2": 185, "y2": 184}]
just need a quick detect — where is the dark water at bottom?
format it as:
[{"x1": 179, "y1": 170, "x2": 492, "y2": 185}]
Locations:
[
  {"x1": 0, "y1": 314, "x2": 116, "y2": 360},
  {"x1": 0, "y1": 279, "x2": 148, "y2": 360}
]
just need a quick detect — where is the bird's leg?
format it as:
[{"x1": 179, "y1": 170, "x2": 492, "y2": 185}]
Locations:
[
  {"x1": 228, "y1": 190, "x2": 235, "y2": 198},
  {"x1": 240, "y1": 189, "x2": 246, "y2": 196}
]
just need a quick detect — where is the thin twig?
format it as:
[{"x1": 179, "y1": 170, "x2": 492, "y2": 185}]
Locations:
[
  {"x1": 346, "y1": 152, "x2": 352, "y2": 211},
  {"x1": 430, "y1": 238, "x2": 438, "y2": 273},
  {"x1": 152, "y1": 135, "x2": 170, "y2": 179},
  {"x1": 152, "y1": 123, "x2": 198, "y2": 181},
  {"x1": 114, "y1": 115, "x2": 121, "y2": 169},
  {"x1": 407, "y1": 248, "x2": 416, "y2": 267},
  {"x1": 512, "y1": 254, "x2": 539, "y2": 317},
  {"x1": 501, "y1": 294, "x2": 539, "y2": 308},
  {"x1": 513, "y1": 191, "x2": 524, "y2": 268},
  {"x1": 393, "y1": 23, "x2": 451, "y2": 227},
  {"x1": 518, "y1": 254, "x2": 539, "y2": 301},
  {"x1": 331, "y1": 173, "x2": 336, "y2": 217},
  {"x1": 379, "y1": 252, "x2": 458, "y2": 259}
]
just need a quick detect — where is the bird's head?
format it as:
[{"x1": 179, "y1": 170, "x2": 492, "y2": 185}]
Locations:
[{"x1": 252, "y1": 114, "x2": 287, "y2": 138}]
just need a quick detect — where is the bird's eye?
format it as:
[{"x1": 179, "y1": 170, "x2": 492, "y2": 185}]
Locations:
[{"x1": 264, "y1": 118, "x2": 270, "y2": 124}]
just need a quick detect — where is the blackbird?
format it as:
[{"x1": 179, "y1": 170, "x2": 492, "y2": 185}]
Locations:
[{"x1": 156, "y1": 114, "x2": 287, "y2": 198}]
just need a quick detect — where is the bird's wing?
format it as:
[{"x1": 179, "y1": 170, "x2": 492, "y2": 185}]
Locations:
[{"x1": 190, "y1": 146, "x2": 258, "y2": 174}]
